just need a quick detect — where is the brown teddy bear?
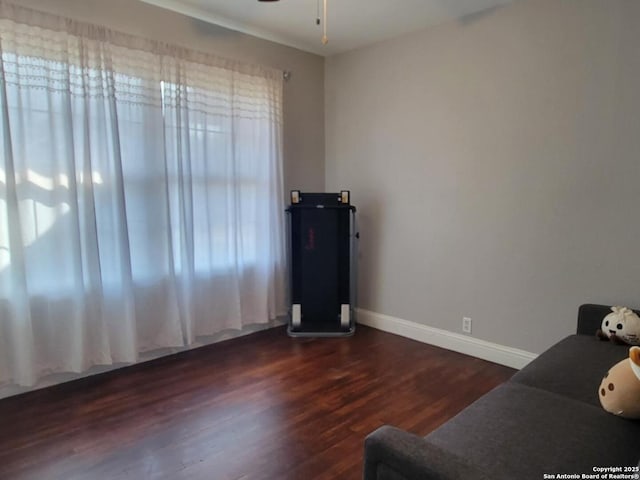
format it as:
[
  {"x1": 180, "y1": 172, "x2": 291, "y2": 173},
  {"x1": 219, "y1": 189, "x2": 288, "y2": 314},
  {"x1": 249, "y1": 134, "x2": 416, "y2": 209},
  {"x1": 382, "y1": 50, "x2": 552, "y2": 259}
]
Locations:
[{"x1": 598, "y1": 346, "x2": 640, "y2": 419}]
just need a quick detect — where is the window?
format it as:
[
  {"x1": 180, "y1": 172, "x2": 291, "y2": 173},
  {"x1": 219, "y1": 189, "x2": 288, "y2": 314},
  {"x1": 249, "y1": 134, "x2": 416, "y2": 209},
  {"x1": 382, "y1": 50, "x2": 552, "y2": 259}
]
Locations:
[{"x1": 0, "y1": 3, "x2": 287, "y2": 387}]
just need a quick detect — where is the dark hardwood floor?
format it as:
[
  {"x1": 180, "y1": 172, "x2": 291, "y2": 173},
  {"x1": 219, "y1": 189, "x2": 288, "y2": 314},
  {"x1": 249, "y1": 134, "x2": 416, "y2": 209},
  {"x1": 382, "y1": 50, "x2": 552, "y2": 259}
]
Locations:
[{"x1": 0, "y1": 325, "x2": 514, "y2": 480}]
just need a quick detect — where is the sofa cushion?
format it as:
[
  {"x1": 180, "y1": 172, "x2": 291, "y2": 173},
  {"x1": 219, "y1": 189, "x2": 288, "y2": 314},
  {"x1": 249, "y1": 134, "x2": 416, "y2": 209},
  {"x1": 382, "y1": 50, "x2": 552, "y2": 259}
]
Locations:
[
  {"x1": 425, "y1": 383, "x2": 640, "y2": 480},
  {"x1": 511, "y1": 334, "x2": 628, "y2": 407},
  {"x1": 577, "y1": 304, "x2": 640, "y2": 335}
]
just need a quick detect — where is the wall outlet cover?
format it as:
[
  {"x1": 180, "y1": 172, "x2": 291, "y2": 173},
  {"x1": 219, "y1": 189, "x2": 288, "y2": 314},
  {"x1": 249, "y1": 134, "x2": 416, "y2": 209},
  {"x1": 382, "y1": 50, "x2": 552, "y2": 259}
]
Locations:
[{"x1": 463, "y1": 317, "x2": 472, "y2": 334}]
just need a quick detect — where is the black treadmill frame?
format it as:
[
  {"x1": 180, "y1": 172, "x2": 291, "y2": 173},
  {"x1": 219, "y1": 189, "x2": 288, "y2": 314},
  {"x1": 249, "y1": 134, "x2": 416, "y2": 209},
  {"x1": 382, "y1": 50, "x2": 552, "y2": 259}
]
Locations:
[{"x1": 285, "y1": 191, "x2": 358, "y2": 337}]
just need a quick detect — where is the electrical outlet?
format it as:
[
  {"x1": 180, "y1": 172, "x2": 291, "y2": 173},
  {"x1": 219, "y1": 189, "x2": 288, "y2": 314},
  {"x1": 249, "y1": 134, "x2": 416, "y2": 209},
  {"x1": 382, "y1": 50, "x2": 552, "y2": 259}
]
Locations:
[{"x1": 462, "y1": 317, "x2": 472, "y2": 334}]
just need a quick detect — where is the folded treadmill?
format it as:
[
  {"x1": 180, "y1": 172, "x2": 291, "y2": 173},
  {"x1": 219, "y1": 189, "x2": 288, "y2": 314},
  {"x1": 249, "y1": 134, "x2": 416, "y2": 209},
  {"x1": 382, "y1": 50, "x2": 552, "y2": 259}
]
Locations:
[{"x1": 286, "y1": 190, "x2": 358, "y2": 337}]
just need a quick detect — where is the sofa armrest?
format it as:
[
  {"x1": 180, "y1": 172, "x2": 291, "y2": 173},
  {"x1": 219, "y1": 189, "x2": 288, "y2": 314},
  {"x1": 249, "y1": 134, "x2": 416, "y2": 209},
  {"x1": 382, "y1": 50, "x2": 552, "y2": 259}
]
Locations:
[
  {"x1": 577, "y1": 303, "x2": 640, "y2": 335},
  {"x1": 363, "y1": 426, "x2": 492, "y2": 480}
]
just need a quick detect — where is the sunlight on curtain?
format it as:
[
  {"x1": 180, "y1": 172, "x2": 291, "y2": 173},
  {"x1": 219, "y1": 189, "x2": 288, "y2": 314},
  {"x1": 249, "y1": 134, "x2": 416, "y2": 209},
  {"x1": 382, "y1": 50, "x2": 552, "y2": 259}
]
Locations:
[{"x1": 0, "y1": 2, "x2": 286, "y2": 386}]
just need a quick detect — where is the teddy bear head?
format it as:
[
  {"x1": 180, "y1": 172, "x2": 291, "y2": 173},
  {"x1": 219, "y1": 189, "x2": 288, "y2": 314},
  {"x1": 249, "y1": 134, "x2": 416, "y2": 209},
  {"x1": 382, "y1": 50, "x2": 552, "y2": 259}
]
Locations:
[
  {"x1": 600, "y1": 306, "x2": 640, "y2": 345},
  {"x1": 599, "y1": 346, "x2": 640, "y2": 419}
]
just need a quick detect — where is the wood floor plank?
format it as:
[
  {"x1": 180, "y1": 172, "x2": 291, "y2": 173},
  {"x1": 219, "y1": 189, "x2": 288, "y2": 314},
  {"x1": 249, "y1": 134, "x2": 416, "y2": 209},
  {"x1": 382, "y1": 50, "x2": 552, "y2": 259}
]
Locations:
[{"x1": 0, "y1": 325, "x2": 514, "y2": 479}]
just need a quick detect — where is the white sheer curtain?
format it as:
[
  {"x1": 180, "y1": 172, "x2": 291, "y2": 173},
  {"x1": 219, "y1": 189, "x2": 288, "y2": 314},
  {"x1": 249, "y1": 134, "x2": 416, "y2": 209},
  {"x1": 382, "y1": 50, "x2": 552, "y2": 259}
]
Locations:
[{"x1": 0, "y1": 2, "x2": 286, "y2": 387}]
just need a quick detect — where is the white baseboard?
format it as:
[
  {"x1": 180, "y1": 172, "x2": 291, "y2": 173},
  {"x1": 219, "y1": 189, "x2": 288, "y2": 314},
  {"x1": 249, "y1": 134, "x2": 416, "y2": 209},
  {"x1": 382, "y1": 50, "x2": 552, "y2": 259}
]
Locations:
[{"x1": 357, "y1": 309, "x2": 537, "y2": 370}]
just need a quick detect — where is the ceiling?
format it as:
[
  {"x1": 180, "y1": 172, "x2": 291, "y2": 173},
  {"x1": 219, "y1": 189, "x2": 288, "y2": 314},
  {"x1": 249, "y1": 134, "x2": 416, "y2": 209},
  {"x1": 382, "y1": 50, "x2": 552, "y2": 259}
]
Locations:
[{"x1": 140, "y1": 0, "x2": 516, "y2": 56}]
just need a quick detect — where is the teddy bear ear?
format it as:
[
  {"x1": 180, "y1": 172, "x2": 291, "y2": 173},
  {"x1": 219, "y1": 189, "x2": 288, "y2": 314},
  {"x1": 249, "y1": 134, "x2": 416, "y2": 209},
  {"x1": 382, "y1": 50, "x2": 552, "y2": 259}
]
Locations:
[
  {"x1": 631, "y1": 347, "x2": 640, "y2": 365},
  {"x1": 630, "y1": 347, "x2": 640, "y2": 381}
]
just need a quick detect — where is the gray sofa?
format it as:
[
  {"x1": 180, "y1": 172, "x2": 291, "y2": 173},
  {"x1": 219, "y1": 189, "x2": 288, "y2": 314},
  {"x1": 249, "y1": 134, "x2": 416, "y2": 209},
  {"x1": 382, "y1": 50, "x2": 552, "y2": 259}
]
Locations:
[{"x1": 364, "y1": 304, "x2": 640, "y2": 480}]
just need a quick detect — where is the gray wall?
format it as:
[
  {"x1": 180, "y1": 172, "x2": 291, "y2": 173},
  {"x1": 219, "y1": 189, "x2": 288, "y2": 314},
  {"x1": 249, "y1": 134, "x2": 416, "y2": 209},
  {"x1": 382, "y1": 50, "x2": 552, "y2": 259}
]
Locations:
[
  {"x1": 326, "y1": 0, "x2": 640, "y2": 354},
  {"x1": 17, "y1": 0, "x2": 326, "y2": 195}
]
